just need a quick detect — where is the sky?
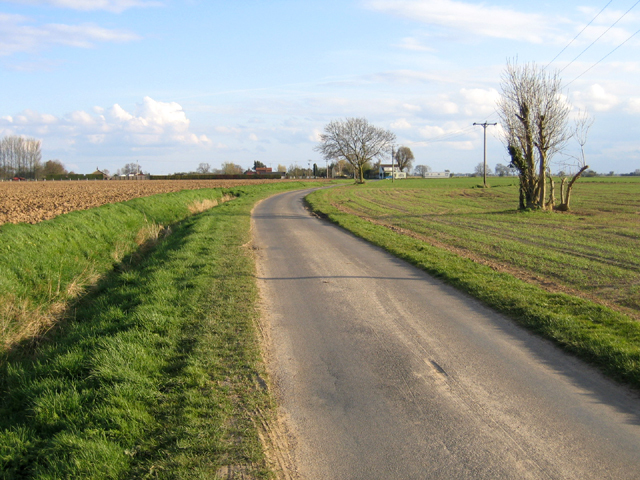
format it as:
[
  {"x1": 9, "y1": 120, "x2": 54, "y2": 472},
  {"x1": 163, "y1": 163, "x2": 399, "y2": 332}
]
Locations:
[{"x1": 0, "y1": 0, "x2": 639, "y2": 175}]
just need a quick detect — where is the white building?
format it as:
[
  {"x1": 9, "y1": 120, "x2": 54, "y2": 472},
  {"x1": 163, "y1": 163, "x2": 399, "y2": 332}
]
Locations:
[
  {"x1": 378, "y1": 164, "x2": 407, "y2": 179},
  {"x1": 422, "y1": 172, "x2": 451, "y2": 178}
]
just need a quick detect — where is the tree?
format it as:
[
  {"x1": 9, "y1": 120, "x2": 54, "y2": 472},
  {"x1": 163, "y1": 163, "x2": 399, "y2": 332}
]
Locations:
[
  {"x1": 253, "y1": 160, "x2": 267, "y2": 170},
  {"x1": 556, "y1": 111, "x2": 592, "y2": 211},
  {"x1": 0, "y1": 136, "x2": 42, "y2": 179},
  {"x1": 221, "y1": 162, "x2": 243, "y2": 175},
  {"x1": 394, "y1": 146, "x2": 414, "y2": 172},
  {"x1": 315, "y1": 117, "x2": 395, "y2": 184},
  {"x1": 121, "y1": 163, "x2": 140, "y2": 175},
  {"x1": 414, "y1": 165, "x2": 431, "y2": 177},
  {"x1": 196, "y1": 162, "x2": 211, "y2": 174},
  {"x1": 43, "y1": 159, "x2": 67, "y2": 177},
  {"x1": 494, "y1": 163, "x2": 515, "y2": 177},
  {"x1": 277, "y1": 164, "x2": 287, "y2": 172},
  {"x1": 497, "y1": 60, "x2": 571, "y2": 210},
  {"x1": 473, "y1": 162, "x2": 485, "y2": 177}
]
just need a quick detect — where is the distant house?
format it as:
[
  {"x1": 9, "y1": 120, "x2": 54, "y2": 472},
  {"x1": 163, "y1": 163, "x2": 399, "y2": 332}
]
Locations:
[
  {"x1": 92, "y1": 168, "x2": 109, "y2": 179},
  {"x1": 422, "y1": 172, "x2": 451, "y2": 178},
  {"x1": 378, "y1": 164, "x2": 407, "y2": 179},
  {"x1": 255, "y1": 167, "x2": 272, "y2": 174}
]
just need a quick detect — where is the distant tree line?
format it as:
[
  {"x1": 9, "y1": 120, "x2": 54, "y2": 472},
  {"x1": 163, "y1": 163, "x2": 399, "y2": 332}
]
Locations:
[{"x1": 0, "y1": 136, "x2": 42, "y2": 179}]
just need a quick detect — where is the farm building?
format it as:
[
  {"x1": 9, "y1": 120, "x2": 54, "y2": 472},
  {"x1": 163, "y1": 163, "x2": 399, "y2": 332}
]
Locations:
[
  {"x1": 422, "y1": 172, "x2": 451, "y2": 178},
  {"x1": 378, "y1": 164, "x2": 407, "y2": 179}
]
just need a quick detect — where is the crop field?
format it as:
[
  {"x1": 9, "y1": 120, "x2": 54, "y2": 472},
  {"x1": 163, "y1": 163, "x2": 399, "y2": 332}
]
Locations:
[
  {"x1": 0, "y1": 178, "x2": 300, "y2": 225},
  {"x1": 314, "y1": 177, "x2": 640, "y2": 319}
]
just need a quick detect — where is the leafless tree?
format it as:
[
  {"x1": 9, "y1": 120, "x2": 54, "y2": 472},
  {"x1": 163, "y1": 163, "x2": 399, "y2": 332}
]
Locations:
[
  {"x1": 394, "y1": 146, "x2": 414, "y2": 172},
  {"x1": 555, "y1": 111, "x2": 592, "y2": 211},
  {"x1": 0, "y1": 136, "x2": 42, "y2": 179},
  {"x1": 120, "y1": 163, "x2": 141, "y2": 175},
  {"x1": 315, "y1": 117, "x2": 395, "y2": 183},
  {"x1": 413, "y1": 165, "x2": 431, "y2": 177},
  {"x1": 498, "y1": 60, "x2": 571, "y2": 210},
  {"x1": 196, "y1": 162, "x2": 211, "y2": 174},
  {"x1": 474, "y1": 162, "x2": 485, "y2": 177}
]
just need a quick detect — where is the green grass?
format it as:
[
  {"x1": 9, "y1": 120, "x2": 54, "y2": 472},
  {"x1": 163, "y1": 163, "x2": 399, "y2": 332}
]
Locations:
[
  {"x1": 311, "y1": 177, "x2": 640, "y2": 315},
  {"x1": 0, "y1": 180, "x2": 322, "y2": 479},
  {"x1": 306, "y1": 177, "x2": 640, "y2": 389}
]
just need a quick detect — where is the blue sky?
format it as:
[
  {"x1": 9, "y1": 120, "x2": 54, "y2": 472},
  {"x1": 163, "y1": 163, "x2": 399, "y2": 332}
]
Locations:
[{"x1": 0, "y1": 0, "x2": 639, "y2": 175}]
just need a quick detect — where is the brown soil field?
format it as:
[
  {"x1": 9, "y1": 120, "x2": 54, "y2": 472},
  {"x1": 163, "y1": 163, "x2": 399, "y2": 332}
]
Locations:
[{"x1": 0, "y1": 179, "x2": 290, "y2": 225}]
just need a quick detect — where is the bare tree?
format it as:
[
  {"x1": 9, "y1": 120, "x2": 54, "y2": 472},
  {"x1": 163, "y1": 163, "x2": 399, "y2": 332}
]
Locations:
[
  {"x1": 498, "y1": 60, "x2": 571, "y2": 210},
  {"x1": 394, "y1": 146, "x2": 414, "y2": 172},
  {"x1": 196, "y1": 162, "x2": 211, "y2": 174},
  {"x1": 315, "y1": 118, "x2": 395, "y2": 184},
  {"x1": 0, "y1": 136, "x2": 42, "y2": 179},
  {"x1": 556, "y1": 111, "x2": 592, "y2": 211},
  {"x1": 414, "y1": 165, "x2": 431, "y2": 177},
  {"x1": 121, "y1": 163, "x2": 141, "y2": 175},
  {"x1": 473, "y1": 162, "x2": 485, "y2": 177}
]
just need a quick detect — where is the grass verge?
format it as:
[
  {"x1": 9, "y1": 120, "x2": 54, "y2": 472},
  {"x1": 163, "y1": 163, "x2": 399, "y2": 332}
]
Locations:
[
  {"x1": 0, "y1": 181, "x2": 322, "y2": 478},
  {"x1": 306, "y1": 186, "x2": 640, "y2": 390}
]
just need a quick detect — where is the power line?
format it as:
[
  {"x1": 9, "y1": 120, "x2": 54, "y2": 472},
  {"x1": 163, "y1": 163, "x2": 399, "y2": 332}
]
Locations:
[
  {"x1": 545, "y1": 0, "x2": 614, "y2": 69},
  {"x1": 559, "y1": 0, "x2": 640, "y2": 73},
  {"x1": 564, "y1": 26, "x2": 640, "y2": 87}
]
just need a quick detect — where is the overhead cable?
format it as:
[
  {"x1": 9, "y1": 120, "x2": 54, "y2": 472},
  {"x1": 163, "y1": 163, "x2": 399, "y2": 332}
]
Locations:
[{"x1": 559, "y1": 0, "x2": 640, "y2": 73}]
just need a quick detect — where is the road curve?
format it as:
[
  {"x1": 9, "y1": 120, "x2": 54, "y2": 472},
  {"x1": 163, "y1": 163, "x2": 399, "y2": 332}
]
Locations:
[{"x1": 252, "y1": 188, "x2": 640, "y2": 480}]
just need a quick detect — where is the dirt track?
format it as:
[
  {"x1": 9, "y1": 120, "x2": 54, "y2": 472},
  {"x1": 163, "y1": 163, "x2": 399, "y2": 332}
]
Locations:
[{"x1": 0, "y1": 179, "x2": 283, "y2": 225}]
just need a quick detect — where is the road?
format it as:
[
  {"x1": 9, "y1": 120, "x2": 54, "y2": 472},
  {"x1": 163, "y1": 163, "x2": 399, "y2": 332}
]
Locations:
[{"x1": 252, "y1": 188, "x2": 640, "y2": 480}]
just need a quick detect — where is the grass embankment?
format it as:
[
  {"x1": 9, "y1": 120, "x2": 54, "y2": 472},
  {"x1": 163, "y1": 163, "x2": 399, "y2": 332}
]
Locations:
[
  {"x1": 0, "y1": 181, "x2": 320, "y2": 478},
  {"x1": 306, "y1": 177, "x2": 640, "y2": 389}
]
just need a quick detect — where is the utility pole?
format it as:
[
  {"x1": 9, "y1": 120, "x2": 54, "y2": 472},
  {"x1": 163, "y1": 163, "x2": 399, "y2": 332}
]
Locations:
[
  {"x1": 391, "y1": 145, "x2": 395, "y2": 183},
  {"x1": 473, "y1": 122, "x2": 497, "y2": 188}
]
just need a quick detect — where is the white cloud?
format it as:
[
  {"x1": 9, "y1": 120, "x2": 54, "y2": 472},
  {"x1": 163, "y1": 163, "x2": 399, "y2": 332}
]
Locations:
[
  {"x1": 395, "y1": 37, "x2": 434, "y2": 52},
  {"x1": 459, "y1": 88, "x2": 499, "y2": 116},
  {"x1": 1, "y1": 0, "x2": 163, "y2": 13},
  {"x1": 1, "y1": 96, "x2": 210, "y2": 148},
  {"x1": 419, "y1": 125, "x2": 447, "y2": 139},
  {"x1": 573, "y1": 84, "x2": 619, "y2": 112},
  {"x1": 391, "y1": 118, "x2": 412, "y2": 129},
  {"x1": 0, "y1": 14, "x2": 139, "y2": 56},
  {"x1": 626, "y1": 98, "x2": 640, "y2": 114},
  {"x1": 366, "y1": 0, "x2": 558, "y2": 43}
]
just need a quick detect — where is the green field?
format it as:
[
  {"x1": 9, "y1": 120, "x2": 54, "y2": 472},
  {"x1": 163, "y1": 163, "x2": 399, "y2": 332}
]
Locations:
[
  {"x1": 307, "y1": 176, "x2": 640, "y2": 389},
  {"x1": 311, "y1": 176, "x2": 640, "y2": 318},
  {"x1": 0, "y1": 181, "x2": 326, "y2": 479}
]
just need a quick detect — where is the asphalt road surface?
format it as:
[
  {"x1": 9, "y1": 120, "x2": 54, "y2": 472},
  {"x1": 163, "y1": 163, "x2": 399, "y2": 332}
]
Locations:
[{"x1": 252, "y1": 188, "x2": 640, "y2": 480}]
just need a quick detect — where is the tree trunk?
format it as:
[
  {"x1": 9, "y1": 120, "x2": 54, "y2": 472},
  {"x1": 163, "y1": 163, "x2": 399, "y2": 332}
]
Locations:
[
  {"x1": 547, "y1": 173, "x2": 555, "y2": 209},
  {"x1": 557, "y1": 166, "x2": 589, "y2": 211},
  {"x1": 538, "y1": 151, "x2": 547, "y2": 209}
]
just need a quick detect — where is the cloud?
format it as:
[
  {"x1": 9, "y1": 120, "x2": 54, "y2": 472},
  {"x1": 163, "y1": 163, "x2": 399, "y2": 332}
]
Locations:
[
  {"x1": 626, "y1": 98, "x2": 640, "y2": 114},
  {"x1": 391, "y1": 118, "x2": 412, "y2": 129},
  {"x1": 459, "y1": 88, "x2": 499, "y2": 116},
  {"x1": 1, "y1": 0, "x2": 163, "y2": 13},
  {"x1": 0, "y1": 13, "x2": 139, "y2": 56},
  {"x1": 395, "y1": 37, "x2": 434, "y2": 52},
  {"x1": 1, "y1": 96, "x2": 210, "y2": 148},
  {"x1": 366, "y1": 0, "x2": 556, "y2": 43},
  {"x1": 573, "y1": 84, "x2": 619, "y2": 112}
]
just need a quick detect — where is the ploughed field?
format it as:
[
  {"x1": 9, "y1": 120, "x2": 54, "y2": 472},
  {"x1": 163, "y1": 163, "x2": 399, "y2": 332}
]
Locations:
[
  {"x1": 320, "y1": 177, "x2": 640, "y2": 319},
  {"x1": 0, "y1": 179, "x2": 285, "y2": 225}
]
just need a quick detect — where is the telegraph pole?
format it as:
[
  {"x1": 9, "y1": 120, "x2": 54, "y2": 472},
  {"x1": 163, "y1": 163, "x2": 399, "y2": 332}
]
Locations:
[
  {"x1": 473, "y1": 122, "x2": 497, "y2": 188},
  {"x1": 391, "y1": 146, "x2": 395, "y2": 183}
]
